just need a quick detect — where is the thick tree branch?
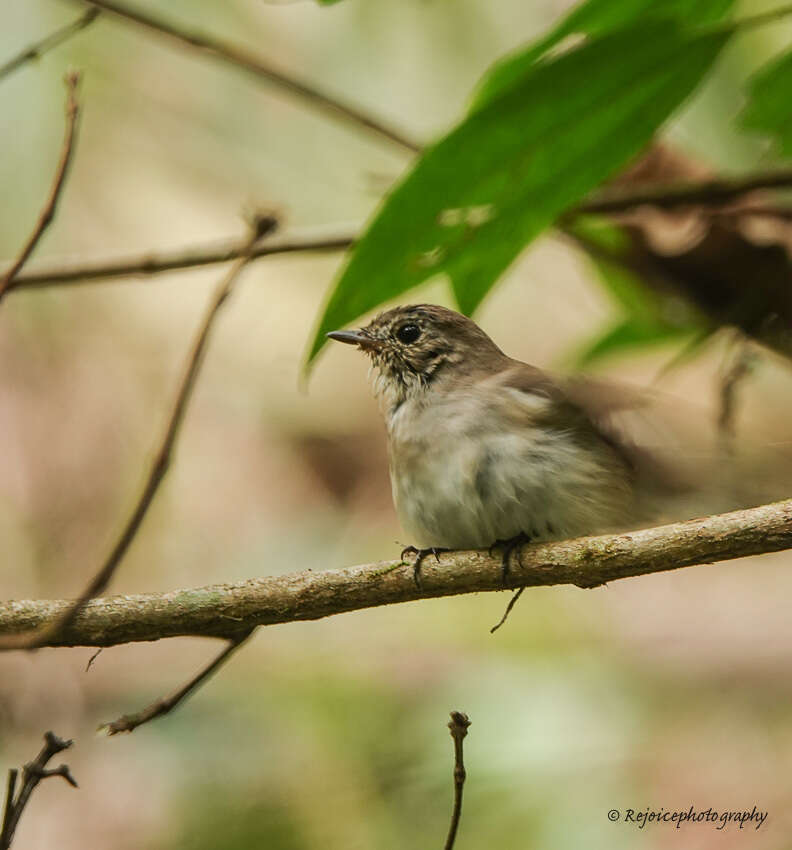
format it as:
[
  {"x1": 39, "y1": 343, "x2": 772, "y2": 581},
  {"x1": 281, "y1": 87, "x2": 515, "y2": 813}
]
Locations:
[
  {"x1": 0, "y1": 11, "x2": 99, "y2": 82},
  {"x1": 1, "y1": 499, "x2": 791, "y2": 649},
  {"x1": 9, "y1": 225, "x2": 357, "y2": 288},
  {"x1": 0, "y1": 215, "x2": 277, "y2": 651},
  {"x1": 70, "y1": 0, "x2": 419, "y2": 152},
  {"x1": 0, "y1": 71, "x2": 82, "y2": 299}
]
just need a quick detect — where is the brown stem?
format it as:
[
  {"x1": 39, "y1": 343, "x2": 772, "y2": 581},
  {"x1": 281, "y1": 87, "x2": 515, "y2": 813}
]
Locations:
[
  {"x1": 576, "y1": 170, "x2": 792, "y2": 215},
  {"x1": 100, "y1": 629, "x2": 254, "y2": 735},
  {"x1": 10, "y1": 169, "x2": 792, "y2": 289},
  {"x1": 0, "y1": 11, "x2": 99, "y2": 81},
  {"x1": 0, "y1": 215, "x2": 277, "y2": 651},
  {"x1": 9, "y1": 225, "x2": 356, "y2": 289},
  {"x1": 444, "y1": 711, "x2": 471, "y2": 850},
  {"x1": 1, "y1": 732, "x2": 77, "y2": 850},
  {"x1": 0, "y1": 72, "x2": 82, "y2": 299},
  {"x1": 70, "y1": 0, "x2": 420, "y2": 152},
  {"x1": 1, "y1": 499, "x2": 791, "y2": 648}
]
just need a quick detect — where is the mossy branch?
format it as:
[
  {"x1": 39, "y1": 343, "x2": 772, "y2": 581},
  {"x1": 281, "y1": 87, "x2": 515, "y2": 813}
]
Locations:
[{"x1": 1, "y1": 499, "x2": 791, "y2": 649}]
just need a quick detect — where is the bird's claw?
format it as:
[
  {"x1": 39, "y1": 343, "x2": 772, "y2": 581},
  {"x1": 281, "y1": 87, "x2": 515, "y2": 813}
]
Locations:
[
  {"x1": 490, "y1": 533, "x2": 531, "y2": 586},
  {"x1": 400, "y1": 546, "x2": 448, "y2": 589}
]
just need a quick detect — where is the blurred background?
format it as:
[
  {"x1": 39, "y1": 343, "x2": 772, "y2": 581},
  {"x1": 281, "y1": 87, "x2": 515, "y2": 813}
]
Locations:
[{"x1": 2, "y1": 0, "x2": 792, "y2": 847}]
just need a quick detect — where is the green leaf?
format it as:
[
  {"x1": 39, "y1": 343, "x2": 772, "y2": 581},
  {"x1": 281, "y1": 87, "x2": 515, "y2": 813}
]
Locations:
[
  {"x1": 470, "y1": 0, "x2": 736, "y2": 111},
  {"x1": 307, "y1": 21, "x2": 731, "y2": 364},
  {"x1": 574, "y1": 247, "x2": 702, "y2": 367},
  {"x1": 567, "y1": 215, "x2": 705, "y2": 366},
  {"x1": 740, "y1": 48, "x2": 792, "y2": 157}
]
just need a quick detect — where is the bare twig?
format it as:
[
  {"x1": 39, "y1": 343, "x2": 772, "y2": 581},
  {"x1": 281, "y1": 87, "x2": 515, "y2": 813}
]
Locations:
[
  {"x1": 0, "y1": 71, "x2": 82, "y2": 300},
  {"x1": 9, "y1": 224, "x2": 357, "y2": 289},
  {"x1": 70, "y1": 0, "x2": 419, "y2": 152},
  {"x1": 444, "y1": 711, "x2": 471, "y2": 850},
  {"x1": 1, "y1": 732, "x2": 77, "y2": 850},
  {"x1": 576, "y1": 170, "x2": 792, "y2": 215},
  {"x1": 100, "y1": 628, "x2": 254, "y2": 735},
  {"x1": 2, "y1": 499, "x2": 792, "y2": 648},
  {"x1": 489, "y1": 587, "x2": 525, "y2": 634},
  {"x1": 10, "y1": 167, "x2": 792, "y2": 289},
  {"x1": 0, "y1": 10, "x2": 99, "y2": 82},
  {"x1": 0, "y1": 214, "x2": 277, "y2": 651}
]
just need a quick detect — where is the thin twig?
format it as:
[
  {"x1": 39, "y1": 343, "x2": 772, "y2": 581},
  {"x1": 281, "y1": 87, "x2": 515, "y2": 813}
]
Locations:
[
  {"x1": 100, "y1": 628, "x2": 254, "y2": 735},
  {"x1": 0, "y1": 71, "x2": 82, "y2": 300},
  {"x1": 70, "y1": 0, "x2": 419, "y2": 152},
  {"x1": 444, "y1": 711, "x2": 471, "y2": 850},
  {"x1": 0, "y1": 214, "x2": 277, "y2": 652},
  {"x1": 9, "y1": 225, "x2": 357, "y2": 288},
  {"x1": 1, "y1": 732, "x2": 77, "y2": 850},
  {"x1": 2, "y1": 498, "x2": 792, "y2": 648},
  {"x1": 489, "y1": 587, "x2": 526, "y2": 634},
  {"x1": 10, "y1": 166, "x2": 792, "y2": 289},
  {"x1": 0, "y1": 10, "x2": 99, "y2": 82},
  {"x1": 0, "y1": 773, "x2": 16, "y2": 849},
  {"x1": 577, "y1": 170, "x2": 792, "y2": 215}
]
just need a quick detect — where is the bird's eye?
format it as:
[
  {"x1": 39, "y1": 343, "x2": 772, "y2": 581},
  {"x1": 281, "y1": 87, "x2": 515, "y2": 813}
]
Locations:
[{"x1": 395, "y1": 323, "x2": 421, "y2": 344}]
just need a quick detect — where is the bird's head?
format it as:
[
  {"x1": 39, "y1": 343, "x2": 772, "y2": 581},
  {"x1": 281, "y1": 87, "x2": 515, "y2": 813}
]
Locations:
[{"x1": 327, "y1": 304, "x2": 505, "y2": 408}]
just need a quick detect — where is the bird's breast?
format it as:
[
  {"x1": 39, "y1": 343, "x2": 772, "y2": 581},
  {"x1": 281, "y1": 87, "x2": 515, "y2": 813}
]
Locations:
[{"x1": 386, "y1": 393, "x2": 632, "y2": 549}]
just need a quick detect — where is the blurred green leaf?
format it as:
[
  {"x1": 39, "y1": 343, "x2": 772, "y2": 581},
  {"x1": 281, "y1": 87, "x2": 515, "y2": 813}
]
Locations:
[
  {"x1": 740, "y1": 48, "x2": 792, "y2": 156},
  {"x1": 470, "y1": 0, "x2": 736, "y2": 111},
  {"x1": 567, "y1": 216, "x2": 705, "y2": 366},
  {"x1": 307, "y1": 21, "x2": 730, "y2": 364}
]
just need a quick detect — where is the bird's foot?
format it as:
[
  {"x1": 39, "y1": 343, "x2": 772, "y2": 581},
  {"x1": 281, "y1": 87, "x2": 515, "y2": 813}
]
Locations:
[
  {"x1": 400, "y1": 545, "x2": 449, "y2": 589},
  {"x1": 489, "y1": 533, "x2": 531, "y2": 586}
]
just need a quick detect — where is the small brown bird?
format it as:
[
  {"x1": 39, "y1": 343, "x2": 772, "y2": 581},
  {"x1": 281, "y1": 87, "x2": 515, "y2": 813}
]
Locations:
[{"x1": 328, "y1": 304, "x2": 669, "y2": 582}]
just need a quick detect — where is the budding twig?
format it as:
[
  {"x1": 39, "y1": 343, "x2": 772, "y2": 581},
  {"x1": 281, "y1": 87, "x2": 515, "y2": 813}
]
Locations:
[{"x1": 444, "y1": 711, "x2": 471, "y2": 850}]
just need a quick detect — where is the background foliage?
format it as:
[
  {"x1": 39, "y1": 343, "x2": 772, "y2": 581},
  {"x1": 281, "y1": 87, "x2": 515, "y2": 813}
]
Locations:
[{"x1": 2, "y1": 0, "x2": 792, "y2": 848}]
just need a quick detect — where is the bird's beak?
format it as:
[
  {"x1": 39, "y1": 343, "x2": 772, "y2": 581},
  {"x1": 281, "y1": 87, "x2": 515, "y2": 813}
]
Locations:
[
  {"x1": 327, "y1": 330, "x2": 366, "y2": 345},
  {"x1": 326, "y1": 330, "x2": 383, "y2": 352}
]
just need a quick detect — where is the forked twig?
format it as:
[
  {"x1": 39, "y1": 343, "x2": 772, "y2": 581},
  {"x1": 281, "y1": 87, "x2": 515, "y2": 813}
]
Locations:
[
  {"x1": 100, "y1": 628, "x2": 254, "y2": 734},
  {"x1": 0, "y1": 71, "x2": 82, "y2": 299},
  {"x1": 444, "y1": 711, "x2": 471, "y2": 850},
  {"x1": 0, "y1": 214, "x2": 277, "y2": 651},
  {"x1": 1, "y1": 732, "x2": 78, "y2": 850}
]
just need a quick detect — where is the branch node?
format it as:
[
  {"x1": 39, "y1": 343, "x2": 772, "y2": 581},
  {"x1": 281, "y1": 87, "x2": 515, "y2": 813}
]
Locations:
[{"x1": 1, "y1": 732, "x2": 77, "y2": 849}]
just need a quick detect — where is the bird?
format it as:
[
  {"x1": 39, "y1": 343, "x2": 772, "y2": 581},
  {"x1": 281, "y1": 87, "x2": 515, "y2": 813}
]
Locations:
[{"x1": 327, "y1": 304, "x2": 680, "y2": 585}]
